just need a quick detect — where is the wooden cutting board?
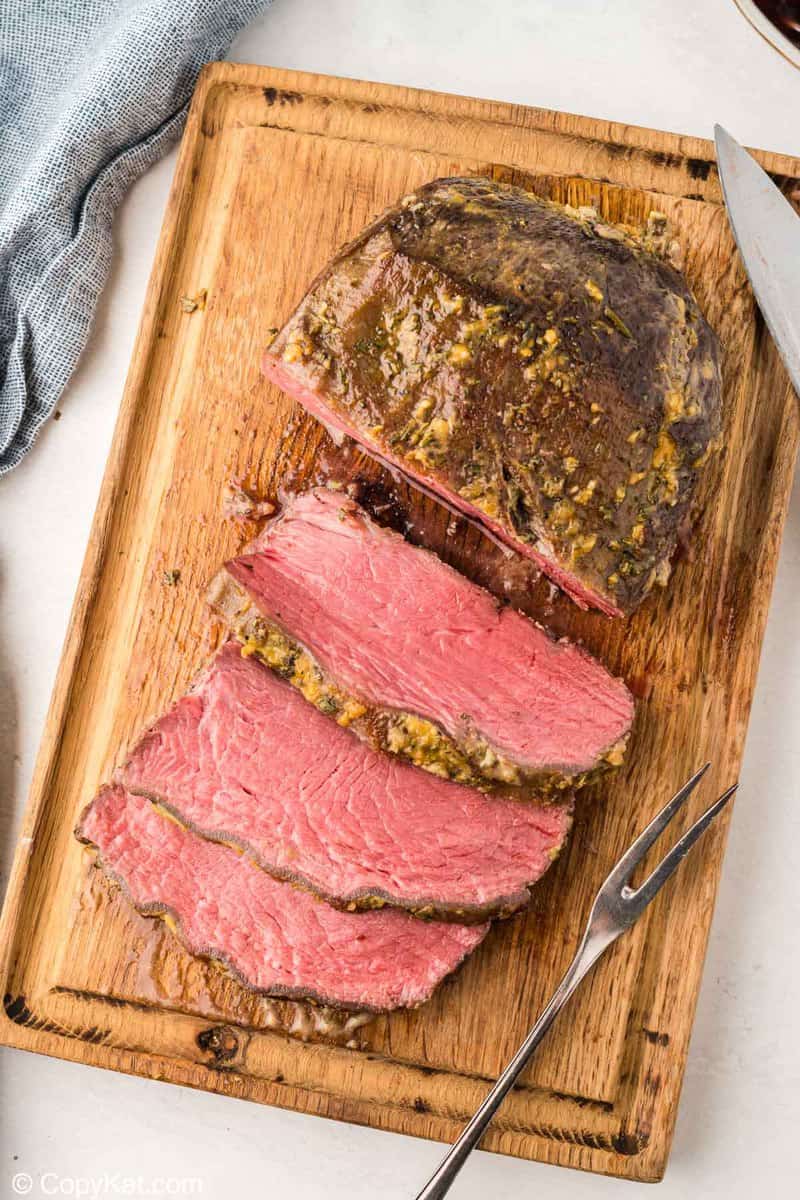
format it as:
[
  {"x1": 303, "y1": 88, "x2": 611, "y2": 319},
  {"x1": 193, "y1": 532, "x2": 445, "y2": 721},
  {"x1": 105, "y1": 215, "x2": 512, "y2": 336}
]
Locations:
[{"x1": 2, "y1": 62, "x2": 799, "y2": 1183}]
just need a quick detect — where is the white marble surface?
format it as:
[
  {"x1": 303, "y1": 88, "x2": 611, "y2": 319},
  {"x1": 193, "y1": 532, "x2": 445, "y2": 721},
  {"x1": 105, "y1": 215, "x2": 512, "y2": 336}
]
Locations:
[{"x1": 2, "y1": 1, "x2": 799, "y2": 1195}]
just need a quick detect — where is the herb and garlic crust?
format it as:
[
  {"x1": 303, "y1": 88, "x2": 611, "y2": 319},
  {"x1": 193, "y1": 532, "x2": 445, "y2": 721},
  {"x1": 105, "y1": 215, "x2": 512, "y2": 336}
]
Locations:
[
  {"x1": 209, "y1": 488, "x2": 634, "y2": 794},
  {"x1": 263, "y1": 176, "x2": 722, "y2": 615}
]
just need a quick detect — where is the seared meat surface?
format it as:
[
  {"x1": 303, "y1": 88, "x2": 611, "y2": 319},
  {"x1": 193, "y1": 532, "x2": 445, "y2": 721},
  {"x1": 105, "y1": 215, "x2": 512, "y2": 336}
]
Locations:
[{"x1": 264, "y1": 176, "x2": 721, "y2": 615}]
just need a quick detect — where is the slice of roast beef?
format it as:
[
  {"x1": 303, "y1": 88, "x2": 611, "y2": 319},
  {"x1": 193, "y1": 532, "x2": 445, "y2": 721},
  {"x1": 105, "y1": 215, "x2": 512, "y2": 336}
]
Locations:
[
  {"x1": 262, "y1": 176, "x2": 722, "y2": 616},
  {"x1": 209, "y1": 488, "x2": 634, "y2": 793},
  {"x1": 119, "y1": 642, "x2": 572, "y2": 921},
  {"x1": 77, "y1": 787, "x2": 487, "y2": 1011}
]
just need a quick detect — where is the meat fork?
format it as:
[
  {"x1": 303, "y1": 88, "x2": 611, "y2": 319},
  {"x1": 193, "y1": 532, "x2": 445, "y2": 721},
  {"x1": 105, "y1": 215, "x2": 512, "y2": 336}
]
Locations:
[{"x1": 414, "y1": 763, "x2": 737, "y2": 1199}]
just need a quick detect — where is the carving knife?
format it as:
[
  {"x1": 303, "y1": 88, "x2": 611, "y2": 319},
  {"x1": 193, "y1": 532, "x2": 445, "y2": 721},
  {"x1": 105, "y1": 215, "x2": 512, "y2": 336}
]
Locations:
[{"x1": 714, "y1": 124, "x2": 800, "y2": 398}]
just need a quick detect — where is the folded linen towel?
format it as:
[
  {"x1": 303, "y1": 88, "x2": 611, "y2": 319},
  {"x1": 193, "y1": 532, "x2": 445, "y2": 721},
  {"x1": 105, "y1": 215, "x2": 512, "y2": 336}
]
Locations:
[{"x1": 0, "y1": 0, "x2": 270, "y2": 473}]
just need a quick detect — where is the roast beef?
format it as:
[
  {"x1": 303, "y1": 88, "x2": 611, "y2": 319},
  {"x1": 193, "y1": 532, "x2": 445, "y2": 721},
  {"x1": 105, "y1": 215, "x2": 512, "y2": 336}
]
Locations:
[
  {"x1": 209, "y1": 488, "x2": 633, "y2": 792},
  {"x1": 263, "y1": 176, "x2": 721, "y2": 615},
  {"x1": 77, "y1": 787, "x2": 487, "y2": 1011},
  {"x1": 120, "y1": 642, "x2": 572, "y2": 921}
]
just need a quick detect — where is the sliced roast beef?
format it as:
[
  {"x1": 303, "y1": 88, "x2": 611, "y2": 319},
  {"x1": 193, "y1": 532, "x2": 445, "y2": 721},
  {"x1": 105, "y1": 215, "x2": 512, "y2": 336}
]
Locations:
[
  {"x1": 78, "y1": 787, "x2": 487, "y2": 1011},
  {"x1": 119, "y1": 642, "x2": 571, "y2": 921},
  {"x1": 263, "y1": 176, "x2": 721, "y2": 615},
  {"x1": 209, "y1": 488, "x2": 633, "y2": 792}
]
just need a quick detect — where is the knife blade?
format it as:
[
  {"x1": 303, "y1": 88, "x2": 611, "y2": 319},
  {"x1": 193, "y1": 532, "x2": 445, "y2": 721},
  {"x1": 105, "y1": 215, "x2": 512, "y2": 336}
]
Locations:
[{"x1": 714, "y1": 124, "x2": 800, "y2": 398}]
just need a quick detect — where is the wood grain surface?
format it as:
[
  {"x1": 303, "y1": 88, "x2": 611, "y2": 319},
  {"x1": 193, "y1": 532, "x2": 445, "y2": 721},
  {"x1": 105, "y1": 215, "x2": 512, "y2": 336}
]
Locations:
[{"x1": 1, "y1": 62, "x2": 799, "y2": 1182}]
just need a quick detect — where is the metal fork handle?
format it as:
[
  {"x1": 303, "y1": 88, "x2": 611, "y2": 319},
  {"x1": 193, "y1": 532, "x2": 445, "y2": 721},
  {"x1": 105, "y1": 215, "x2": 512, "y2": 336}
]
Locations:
[
  {"x1": 413, "y1": 769, "x2": 736, "y2": 1198},
  {"x1": 414, "y1": 925, "x2": 615, "y2": 1200}
]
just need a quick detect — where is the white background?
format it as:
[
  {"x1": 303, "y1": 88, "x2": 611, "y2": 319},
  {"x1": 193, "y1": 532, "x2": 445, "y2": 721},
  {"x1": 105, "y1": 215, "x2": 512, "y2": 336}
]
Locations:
[{"x1": 2, "y1": 1, "x2": 800, "y2": 1196}]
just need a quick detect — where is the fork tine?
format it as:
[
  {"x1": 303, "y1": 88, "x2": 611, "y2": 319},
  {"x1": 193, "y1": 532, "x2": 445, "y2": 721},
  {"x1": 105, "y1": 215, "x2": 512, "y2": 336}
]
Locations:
[
  {"x1": 627, "y1": 783, "x2": 738, "y2": 914},
  {"x1": 602, "y1": 762, "x2": 711, "y2": 892}
]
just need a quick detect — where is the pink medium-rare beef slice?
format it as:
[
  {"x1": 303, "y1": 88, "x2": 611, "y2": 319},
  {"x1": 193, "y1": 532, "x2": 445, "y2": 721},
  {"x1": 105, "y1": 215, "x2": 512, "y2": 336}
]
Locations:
[
  {"x1": 209, "y1": 488, "x2": 634, "y2": 793},
  {"x1": 119, "y1": 642, "x2": 572, "y2": 921},
  {"x1": 77, "y1": 787, "x2": 487, "y2": 1012},
  {"x1": 262, "y1": 176, "x2": 722, "y2": 616}
]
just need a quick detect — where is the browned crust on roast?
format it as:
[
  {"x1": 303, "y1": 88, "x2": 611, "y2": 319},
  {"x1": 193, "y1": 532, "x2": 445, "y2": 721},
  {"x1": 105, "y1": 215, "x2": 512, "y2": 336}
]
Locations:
[{"x1": 266, "y1": 176, "x2": 723, "y2": 614}]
